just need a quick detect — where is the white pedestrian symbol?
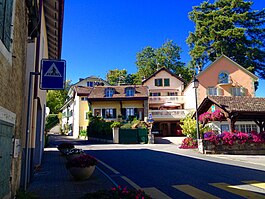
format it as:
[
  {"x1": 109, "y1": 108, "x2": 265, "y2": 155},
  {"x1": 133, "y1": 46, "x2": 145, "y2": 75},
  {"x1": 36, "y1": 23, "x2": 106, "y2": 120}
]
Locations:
[{"x1": 44, "y1": 63, "x2": 62, "y2": 77}]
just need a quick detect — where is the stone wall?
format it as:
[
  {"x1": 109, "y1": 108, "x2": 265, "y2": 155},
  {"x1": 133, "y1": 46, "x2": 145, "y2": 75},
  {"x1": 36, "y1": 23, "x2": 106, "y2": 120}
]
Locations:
[
  {"x1": 0, "y1": 0, "x2": 28, "y2": 197},
  {"x1": 203, "y1": 140, "x2": 265, "y2": 155}
]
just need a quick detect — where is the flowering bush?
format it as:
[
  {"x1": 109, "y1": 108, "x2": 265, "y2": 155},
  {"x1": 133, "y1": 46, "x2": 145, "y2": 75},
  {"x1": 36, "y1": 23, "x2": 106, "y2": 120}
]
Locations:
[
  {"x1": 179, "y1": 137, "x2": 198, "y2": 149},
  {"x1": 82, "y1": 186, "x2": 152, "y2": 199},
  {"x1": 199, "y1": 112, "x2": 212, "y2": 123},
  {"x1": 204, "y1": 131, "x2": 265, "y2": 146},
  {"x1": 199, "y1": 110, "x2": 225, "y2": 124},
  {"x1": 66, "y1": 154, "x2": 97, "y2": 168}
]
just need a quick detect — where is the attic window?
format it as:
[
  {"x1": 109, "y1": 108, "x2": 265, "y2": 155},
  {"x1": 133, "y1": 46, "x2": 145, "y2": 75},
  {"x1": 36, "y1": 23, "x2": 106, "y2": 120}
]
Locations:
[
  {"x1": 125, "y1": 87, "x2": 135, "y2": 97},
  {"x1": 105, "y1": 88, "x2": 114, "y2": 97},
  {"x1": 218, "y1": 72, "x2": 229, "y2": 84}
]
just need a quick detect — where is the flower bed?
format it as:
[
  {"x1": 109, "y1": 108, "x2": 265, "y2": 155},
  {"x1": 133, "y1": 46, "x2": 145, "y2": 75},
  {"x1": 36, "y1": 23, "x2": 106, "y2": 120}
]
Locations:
[{"x1": 203, "y1": 131, "x2": 265, "y2": 154}]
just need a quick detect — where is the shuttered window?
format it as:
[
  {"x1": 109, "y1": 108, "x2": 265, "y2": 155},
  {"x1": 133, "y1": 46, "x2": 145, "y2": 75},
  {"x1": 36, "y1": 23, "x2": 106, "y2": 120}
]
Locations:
[{"x1": 0, "y1": 0, "x2": 13, "y2": 50}]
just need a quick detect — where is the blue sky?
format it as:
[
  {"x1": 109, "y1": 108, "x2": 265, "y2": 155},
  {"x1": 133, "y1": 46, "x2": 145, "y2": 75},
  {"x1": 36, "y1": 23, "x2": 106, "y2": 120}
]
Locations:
[{"x1": 62, "y1": 0, "x2": 265, "y2": 97}]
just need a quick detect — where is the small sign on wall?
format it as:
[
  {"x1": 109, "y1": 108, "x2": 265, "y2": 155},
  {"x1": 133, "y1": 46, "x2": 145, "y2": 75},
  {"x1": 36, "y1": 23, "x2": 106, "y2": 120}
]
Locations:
[
  {"x1": 13, "y1": 139, "x2": 21, "y2": 158},
  {"x1": 211, "y1": 105, "x2": 215, "y2": 112}
]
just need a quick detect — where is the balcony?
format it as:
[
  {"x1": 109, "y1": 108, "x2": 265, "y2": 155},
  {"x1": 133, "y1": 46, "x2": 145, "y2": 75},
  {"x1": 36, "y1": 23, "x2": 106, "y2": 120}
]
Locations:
[
  {"x1": 149, "y1": 109, "x2": 190, "y2": 120},
  {"x1": 149, "y1": 96, "x2": 185, "y2": 104}
]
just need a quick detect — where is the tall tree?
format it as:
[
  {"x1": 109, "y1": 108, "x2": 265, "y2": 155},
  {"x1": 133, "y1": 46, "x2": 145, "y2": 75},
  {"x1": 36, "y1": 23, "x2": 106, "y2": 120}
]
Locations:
[
  {"x1": 135, "y1": 40, "x2": 193, "y2": 83},
  {"x1": 46, "y1": 80, "x2": 71, "y2": 114},
  {"x1": 187, "y1": 0, "x2": 265, "y2": 78},
  {"x1": 106, "y1": 69, "x2": 137, "y2": 85}
]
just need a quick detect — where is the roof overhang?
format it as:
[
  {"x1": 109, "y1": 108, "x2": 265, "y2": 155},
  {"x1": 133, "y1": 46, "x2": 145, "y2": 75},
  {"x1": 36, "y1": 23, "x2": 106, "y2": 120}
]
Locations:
[{"x1": 43, "y1": 0, "x2": 64, "y2": 59}]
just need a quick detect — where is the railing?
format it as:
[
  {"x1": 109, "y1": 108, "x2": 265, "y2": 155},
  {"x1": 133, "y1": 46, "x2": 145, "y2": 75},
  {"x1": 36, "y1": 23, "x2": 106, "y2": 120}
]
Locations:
[
  {"x1": 149, "y1": 109, "x2": 190, "y2": 120},
  {"x1": 149, "y1": 96, "x2": 185, "y2": 104}
]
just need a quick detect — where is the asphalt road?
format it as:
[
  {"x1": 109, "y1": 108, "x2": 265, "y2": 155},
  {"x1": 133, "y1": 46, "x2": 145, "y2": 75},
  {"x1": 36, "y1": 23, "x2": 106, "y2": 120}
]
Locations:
[{"x1": 84, "y1": 145, "x2": 265, "y2": 199}]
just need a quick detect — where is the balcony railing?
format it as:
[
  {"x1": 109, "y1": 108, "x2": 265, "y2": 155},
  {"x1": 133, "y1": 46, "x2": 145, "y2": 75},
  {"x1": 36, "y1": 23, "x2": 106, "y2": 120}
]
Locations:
[
  {"x1": 149, "y1": 96, "x2": 185, "y2": 104},
  {"x1": 149, "y1": 109, "x2": 190, "y2": 120}
]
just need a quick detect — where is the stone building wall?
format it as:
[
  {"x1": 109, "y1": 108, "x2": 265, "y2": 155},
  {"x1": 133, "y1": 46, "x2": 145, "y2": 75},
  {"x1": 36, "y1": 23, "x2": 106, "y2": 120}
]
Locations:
[{"x1": 0, "y1": 0, "x2": 28, "y2": 197}]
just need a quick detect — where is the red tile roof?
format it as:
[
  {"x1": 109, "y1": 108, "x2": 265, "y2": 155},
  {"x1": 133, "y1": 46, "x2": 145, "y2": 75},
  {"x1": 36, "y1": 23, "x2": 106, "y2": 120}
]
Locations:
[{"x1": 87, "y1": 85, "x2": 148, "y2": 100}]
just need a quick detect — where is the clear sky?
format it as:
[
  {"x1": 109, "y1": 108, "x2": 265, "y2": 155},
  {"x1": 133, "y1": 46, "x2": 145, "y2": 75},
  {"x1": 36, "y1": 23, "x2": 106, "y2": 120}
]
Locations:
[{"x1": 62, "y1": 0, "x2": 265, "y2": 97}]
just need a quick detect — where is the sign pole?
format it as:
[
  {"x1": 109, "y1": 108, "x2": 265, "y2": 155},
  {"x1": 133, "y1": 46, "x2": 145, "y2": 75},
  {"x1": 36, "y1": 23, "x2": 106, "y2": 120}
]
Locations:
[{"x1": 24, "y1": 72, "x2": 40, "y2": 191}]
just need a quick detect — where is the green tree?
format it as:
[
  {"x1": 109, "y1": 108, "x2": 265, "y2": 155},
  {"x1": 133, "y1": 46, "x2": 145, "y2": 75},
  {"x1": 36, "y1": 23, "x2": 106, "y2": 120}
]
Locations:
[
  {"x1": 135, "y1": 40, "x2": 193, "y2": 83},
  {"x1": 187, "y1": 0, "x2": 265, "y2": 78},
  {"x1": 46, "y1": 80, "x2": 71, "y2": 113},
  {"x1": 180, "y1": 113, "x2": 210, "y2": 139},
  {"x1": 106, "y1": 69, "x2": 138, "y2": 85}
]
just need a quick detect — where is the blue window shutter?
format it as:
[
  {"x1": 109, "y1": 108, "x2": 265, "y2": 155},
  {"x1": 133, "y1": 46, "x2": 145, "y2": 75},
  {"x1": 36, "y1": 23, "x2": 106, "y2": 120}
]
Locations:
[{"x1": 1, "y1": 0, "x2": 13, "y2": 49}]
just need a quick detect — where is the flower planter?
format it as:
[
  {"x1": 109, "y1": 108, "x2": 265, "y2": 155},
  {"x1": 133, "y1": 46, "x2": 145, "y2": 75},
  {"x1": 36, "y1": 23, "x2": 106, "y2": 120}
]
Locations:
[
  {"x1": 66, "y1": 154, "x2": 83, "y2": 161},
  {"x1": 203, "y1": 140, "x2": 265, "y2": 155},
  {"x1": 69, "y1": 165, "x2": 96, "y2": 180}
]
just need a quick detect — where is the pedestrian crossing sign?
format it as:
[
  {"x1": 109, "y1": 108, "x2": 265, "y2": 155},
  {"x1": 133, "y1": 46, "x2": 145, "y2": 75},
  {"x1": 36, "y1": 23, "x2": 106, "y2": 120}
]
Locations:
[{"x1": 40, "y1": 59, "x2": 66, "y2": 90}]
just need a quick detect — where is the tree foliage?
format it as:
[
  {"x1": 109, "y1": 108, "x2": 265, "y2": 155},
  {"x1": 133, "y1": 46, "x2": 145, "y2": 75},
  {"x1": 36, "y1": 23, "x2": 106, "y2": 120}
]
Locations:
[
  {"x1": 46, "y1": 80, "x2": 71, "y2": 114},
  {"x1": 187, "y1": 0, "x2": 265, "y2": 78},
  {"x1": 135, "y1": 40, "x2": 193, "y2": 83},
  {"x1": 106, "y1": 69, "x2": 139, "y2": 85}
]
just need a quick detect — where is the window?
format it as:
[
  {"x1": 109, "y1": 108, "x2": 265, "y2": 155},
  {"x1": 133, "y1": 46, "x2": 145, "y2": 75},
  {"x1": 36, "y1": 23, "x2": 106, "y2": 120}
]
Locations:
[
  {"x1": 87, "y1": 81, "x2": 94, "y2": 87},
  {"x1": 0, "y1": 0, "x2": 13, "y2": 50},
  {"x1": 105, "y1": 88, "x2": 114, "y2": 97},
  {"x1": 164, "y1": 79, "x2": 170, "y2": 86},
  {"x1": 208, "y1": 87, "x2": 217, "y2": 96},
  {"x1": 150, "y1": 92, "x2": 161, "y2": 96},
  {"x1": 81, "y1": 97, "x2": 88, "y2": 101},
  {"x1": 125, "y1": 87, "x2": 135, "y2": 97},
  {"x1": 221, "y1": 124, "x2": 230, "y2": 133},
  {"x1": 168, "y1": 92, "x2": 178, "y2": 96},
  {"x1": 104, "y1": 108, "x2": 116, "y2": 119},
  {"x1": 231, "y1": 87, "x2": 245, "y2": 96},
  {"x1": 155, "y1": 79, "x2": 163, "y2": 86},
  {"x1": 85, "y1": 111, "x2": 89, "y2": 120},
  {"x1": 126, "y1": 108, "x2": 134, "y2": 118},
  {"x1": 218, "y1": 72, "x2": 229, "y2": 84},
  {"x1": 94, "y1": 109, "x2": 101, "y2": 117},
  {"x1": 235, "y1": 124, "x2": 257, "y2": 132}
]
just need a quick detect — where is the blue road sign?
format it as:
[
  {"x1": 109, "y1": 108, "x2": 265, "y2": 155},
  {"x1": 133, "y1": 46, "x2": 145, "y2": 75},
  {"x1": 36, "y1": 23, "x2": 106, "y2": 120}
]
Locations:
[{"x1": 40, "y1": 59, "x2": 66, "y2": 90}]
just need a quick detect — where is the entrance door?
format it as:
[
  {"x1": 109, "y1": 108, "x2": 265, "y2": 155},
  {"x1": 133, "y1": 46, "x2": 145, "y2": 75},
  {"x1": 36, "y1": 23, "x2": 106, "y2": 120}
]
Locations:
[
  {"x1": 160, "y1": 123, "x2": 169, "y2": 136},
  {"x1": 0, "y1": 120, "x2": 14, "y2": 198}
]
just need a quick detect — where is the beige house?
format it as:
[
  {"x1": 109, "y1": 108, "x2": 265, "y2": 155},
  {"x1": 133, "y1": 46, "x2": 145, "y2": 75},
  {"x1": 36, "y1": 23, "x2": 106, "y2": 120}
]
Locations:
[
  {"x1": 0, "y1": 0, "x2": 64, "y2": 198},
  {"x1": 142, "y1": 68, "x2": 190, "y2": 136},
  {"x1": 87, "y1": 85, "x2": 148, "y2": 121}
]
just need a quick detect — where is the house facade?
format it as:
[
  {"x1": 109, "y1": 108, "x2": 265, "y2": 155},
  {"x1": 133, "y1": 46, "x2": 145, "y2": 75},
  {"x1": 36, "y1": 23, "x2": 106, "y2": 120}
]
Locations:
[
  {"x1": 87, "y1": 85, "x2": 149, "y2": 121},
  {"x1": 142, "y1": 68, "x2": 190, "y2": 136},
  {"x1": 184, "y1": 55, "x2": 259, "y2": 133},
  {"x1": 61, "y1": 77, "x2": 109, "y2": 138}
]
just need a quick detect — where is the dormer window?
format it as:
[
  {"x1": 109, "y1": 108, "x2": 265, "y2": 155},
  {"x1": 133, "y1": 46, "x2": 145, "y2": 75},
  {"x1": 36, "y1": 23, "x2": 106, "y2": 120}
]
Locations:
[
  {"x1": 125, "y1": 87, "x2": 135, "y2": 97},
  {"x1": 218, "y1": 72, "x2": 229, "y2": 84},
  {"x1": 105, "y1": 88, "x2": 114, "y2": 97},
  {"x1": 155, "y1": 79, "x2": 163, "y2": 87}
]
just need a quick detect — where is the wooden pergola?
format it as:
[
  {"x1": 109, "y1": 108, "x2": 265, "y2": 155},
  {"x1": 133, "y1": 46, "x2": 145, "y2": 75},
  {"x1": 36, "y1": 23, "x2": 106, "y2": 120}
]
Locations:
[{"x1": 197, "y1": 96, "x2": 265, "y2": 132}]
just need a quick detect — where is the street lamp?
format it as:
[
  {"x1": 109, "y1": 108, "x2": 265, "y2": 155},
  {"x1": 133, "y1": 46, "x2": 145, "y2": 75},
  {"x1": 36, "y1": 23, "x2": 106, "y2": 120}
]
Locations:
[{"x1": 193, "y1": 77, "x2": 200, "y2": 140}]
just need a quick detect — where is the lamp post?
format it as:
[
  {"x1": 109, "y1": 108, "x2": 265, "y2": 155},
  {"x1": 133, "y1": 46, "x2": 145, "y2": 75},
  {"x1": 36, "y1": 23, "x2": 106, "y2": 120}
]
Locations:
[{"x1": 193, "y1": 77, "x2": 200, "y2": 140}]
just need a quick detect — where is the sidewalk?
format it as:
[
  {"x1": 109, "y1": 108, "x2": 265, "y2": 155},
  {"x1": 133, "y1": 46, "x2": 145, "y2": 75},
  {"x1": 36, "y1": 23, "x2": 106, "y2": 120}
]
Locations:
[{"x1": 27, "y1": 135, "x2": 114, "y2": 199}]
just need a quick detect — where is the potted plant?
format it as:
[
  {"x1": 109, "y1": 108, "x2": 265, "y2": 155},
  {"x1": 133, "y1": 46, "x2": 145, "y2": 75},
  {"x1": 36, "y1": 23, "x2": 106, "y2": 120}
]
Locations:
[
  {"x1": 66, "y1": 154, "x2": 98, "y2": 180},
  {"x1": 66, "y1": 148, "x2": 84, "y2": 161},
  {"x1": 57, "y1": 142, "x2": 75, "y2": 155}
]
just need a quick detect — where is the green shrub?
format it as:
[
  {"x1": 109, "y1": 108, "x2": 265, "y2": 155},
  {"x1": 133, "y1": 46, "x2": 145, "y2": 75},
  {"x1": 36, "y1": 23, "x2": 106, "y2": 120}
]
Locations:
[
  {"x1": 110, "y1": 121, "x2": 121, "y2": 128},
  {"x1": 45, "y1": 114, "x2": 59, "y2": 131},
  {"x1": 79, "y1": 130, "x2": 87, "y2": 137}
]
